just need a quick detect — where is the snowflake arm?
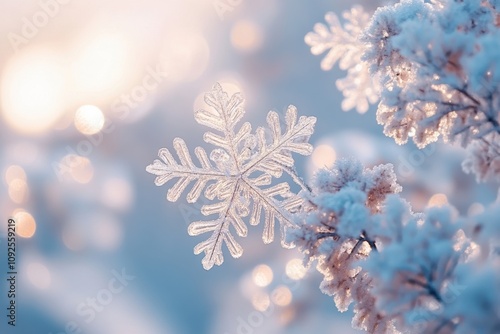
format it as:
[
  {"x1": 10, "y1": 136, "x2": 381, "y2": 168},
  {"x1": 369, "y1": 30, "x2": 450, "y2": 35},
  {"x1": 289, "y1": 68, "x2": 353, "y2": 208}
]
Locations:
[
  {"x1": 195, "y1": 83, "x2": 246, "y2": 171},
  {"x1": 243, "y1": 106, "x2": 315, "y2": 177},
  {"x1": 305, "y1": 5, "x2": 379, "y2": 113},
  {"x1": 305, "y1": 6, "x2": 369, "y2": 71},
  {"x1": 188, "y1": 182, "x2": 243, "y2": 270},
  {"x1": 145, "y1": 139, "x2": 225, "y2": 203},
  {"x1": 336, "y1": 63, "x2": 381, "y2": 113}
]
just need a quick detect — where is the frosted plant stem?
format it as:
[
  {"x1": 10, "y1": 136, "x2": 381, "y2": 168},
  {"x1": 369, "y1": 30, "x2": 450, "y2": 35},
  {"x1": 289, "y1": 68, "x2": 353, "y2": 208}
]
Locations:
[{"x1": 280, "y1": 164, "x2": 312, "y2": 193}]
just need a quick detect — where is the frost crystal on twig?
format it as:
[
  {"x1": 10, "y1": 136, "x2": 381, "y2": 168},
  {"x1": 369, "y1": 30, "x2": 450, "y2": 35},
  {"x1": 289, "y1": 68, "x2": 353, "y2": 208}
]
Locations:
[{"x1": 146, "y1": 83, "x2": 316, "y2": 269}]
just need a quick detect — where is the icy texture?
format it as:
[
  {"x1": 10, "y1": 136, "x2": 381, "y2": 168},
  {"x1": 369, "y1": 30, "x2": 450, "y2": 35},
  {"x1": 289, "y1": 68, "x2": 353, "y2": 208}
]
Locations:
[
  {"x1": 364, "y1": 0, "x2": 500, "y2": 148},
  {"x1": 309, "y1": 1, "x2": 500, "y2": 182},
  {"x1": 305, "y1": 6, "x2": 380, "y2": 113},
  {"x1": 462, "y1": 133, "x2": 500, "y2": 182},
  {"x1": 290, "y1": 157, "x2": 500, "y2": 333},
  {"x1": 147, "y1": 83, "x2": 316, "y2": 269},
  {"x1": 288, "y1": 158, "x2": 402, "y2": 332},
  {"x1": 365, "y1": 199, "x2": 469, "y2": 333}
]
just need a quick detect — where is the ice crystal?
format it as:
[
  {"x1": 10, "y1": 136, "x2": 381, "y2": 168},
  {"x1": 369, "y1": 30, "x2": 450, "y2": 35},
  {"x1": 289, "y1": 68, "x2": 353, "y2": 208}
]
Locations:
[
  {"x1": 310, "y1": 1, "x2": 500, "y2": 182},
  {"x1": 146, "y1": 83, "x2": 316, "y2": 269},
  {"x1": 305, "y1": 5, "x2": 380, "y2": 113},
  {"x1": 290, "y1": 158, "x2": 499, "y2": 333},
  {"x1": 288, "y1": 158, "x2": 402, "y2": 332}
]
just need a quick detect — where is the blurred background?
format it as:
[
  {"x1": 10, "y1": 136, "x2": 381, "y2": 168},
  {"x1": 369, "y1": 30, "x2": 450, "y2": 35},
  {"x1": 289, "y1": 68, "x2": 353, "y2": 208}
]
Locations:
[{"x1": 0, "y1": 0, "x2": 498, "y2": 333}]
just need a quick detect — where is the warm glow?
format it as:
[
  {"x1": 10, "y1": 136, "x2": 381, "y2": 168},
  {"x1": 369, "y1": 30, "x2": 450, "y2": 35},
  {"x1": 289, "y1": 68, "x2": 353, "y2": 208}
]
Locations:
[
  {"x1": 408, "y1": 127, "x2": 416, "y2": 137},
  {"x1": 72, "y1": 33, "x2": 131, "y2": 94},
  {"x1": 1, "y1": 49, "x2": 66, "y2": 135},
  {"x1": 13, "y1": 211, "x2": 36, "y2": 238},
  {"x1": 271, "y1": 286, "x2": 292, "y2": 306},
  {"x1": 101, "y1": 177, "x2": 133, "y2": 210},
  {"x1": 5, "y1": 165, "x2": 26, "y2": 185},
  {"x1": 8, "y1": 179, "x2": 28, "y2": 204},
  {"x1": 60, "y1": 155, "x2": 94, "y2": 184},
  {"x1": 252, "y1": 292, "x2": 270, "y2": 312},
  {"x1": 92, "y1": 216, "x2": 122, "y2": 250},
  {"x1": 27, "y1": 262, "x2": 51, "y2": 289},
  {"x1": 312, "y1": 144, "x2": 337, "y2": 168},
  {"x1": 279, "y1": 307, "x2": 297, "y2": 325},
  {"x1": 285, "y1": 258, "x2": 307, "y2": 280},
  {"x1": 231, "y1": 20, "x2": 263, "y2": 52},
  {"x1": 252, "y1": 264, "x2": 273, "y2": 287},
  {"x1": 74, "y1": 105, "x2": 105, "y2": 135},
  {"x1": 239, "y1": 274, "x2": 259, "y2": 300},
  {"x1": 159, "y1": 32, "x2": 210, "y2": 82},
  {"x1": 62, "y1": 225, "x2": 85, "y2": 251},
  {"x1": 428, "y1": 193, "x2": 448, "y2": 207},
  {"x1": 6, "y1": 165, "x2": 29, "y2": 203}
]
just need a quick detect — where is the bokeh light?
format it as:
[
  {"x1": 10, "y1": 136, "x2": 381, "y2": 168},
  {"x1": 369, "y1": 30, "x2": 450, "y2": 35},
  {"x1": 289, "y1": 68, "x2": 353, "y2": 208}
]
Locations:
[
  {"x1": 74, "y1": 105, "x2": 105, "y2": 135},
  {"x1": 91, "y1": 215, "x2": 123, "y2": 251},
  {"x1": 252, "y1": 264, "x2": 273, "y2": 287},
  {"x1": 252, "y1": 291, "x2": 271, "y2": 312},
  {"x1": 285, "y1": 258, "x2": 307, "y2": 280},
  {"x1": 70, "y1": 156, "x2": 94, "y2": 184},
  {"x1": 271, "y1": 285, "x2": 292, "y2": 307},
  {"x1": 230, "y1": 20, "x2": 263, "y2": 52},
  {"x1": 13, "y1": 210, "x2": 36, "y2": 238},
  {"x1": 8, "y1": 178, "x2": 29, "y2": 204},
  {"x1": 279, "y1": 307, "x2": 297, "y2": 325},
  {"x1": 0, "y1": 2, "x2": 495, "y2": 333},
  {"x1": 312, "y1": 144, "x2": 337, "y2": 169},
  {"x1": 1, "y1": 49, "x2": 67, "y2": 135},
  {"x1": 159, "y1": 32, "x2": 210, "y2": 82},
  {"x1": 5, "y1": 165, "x2": 29, "y2": 204},
  {"x1": 428, "y1": 193, "x2": 448, "y2": 207},
  {"x1": 71, "y1": 33, "x2": 132, "y2": 94},
  {"x1": 27, "y1": 262, "x2": 51, "y2": 290},
  {"x1": 59, "y1": 155, "x2": 94, "y2": 184},
  {"x1": 61, "y1": 225, "x2": 85, "y2": 251},
  {"x1": 101, "y1": 177, "x2": 134, "y2": 210},
  {"x1": 4, "y1": 165, "x2": 27, "y2": 185}
]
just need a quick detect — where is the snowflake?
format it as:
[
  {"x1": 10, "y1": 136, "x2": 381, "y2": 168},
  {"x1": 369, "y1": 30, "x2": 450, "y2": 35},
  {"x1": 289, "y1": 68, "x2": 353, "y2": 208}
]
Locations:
[
  {"x1": 305, "y1": 5, "x2": 380, "y2": 113},
  {"x1": 146, "y1": 83, "x2": 316, "y2": 269}
]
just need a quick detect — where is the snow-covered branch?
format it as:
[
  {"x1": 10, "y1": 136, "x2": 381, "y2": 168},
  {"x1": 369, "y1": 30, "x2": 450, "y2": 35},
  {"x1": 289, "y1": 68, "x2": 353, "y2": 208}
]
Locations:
[
  {"x1": 289, "y1": 158, "x2": 500, "y2": 333},
  {"x1": 306, "y1": 0, "x2": 500, "y2": 182}
]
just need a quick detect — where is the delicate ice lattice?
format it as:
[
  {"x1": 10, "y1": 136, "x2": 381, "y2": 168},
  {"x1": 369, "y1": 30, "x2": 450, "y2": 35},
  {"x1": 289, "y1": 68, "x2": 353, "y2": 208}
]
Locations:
[
  {"x1": 305, "y1": 5, "x2": 380, "y2": 113},
  {"x1": 146, "y1": 83, "x2": 316, "y2": 269}
]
